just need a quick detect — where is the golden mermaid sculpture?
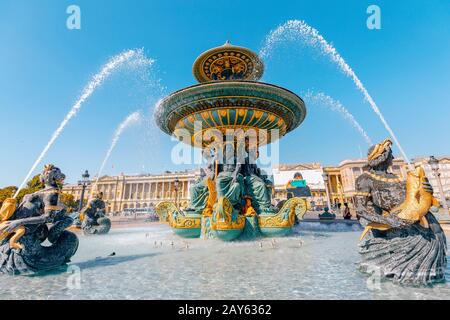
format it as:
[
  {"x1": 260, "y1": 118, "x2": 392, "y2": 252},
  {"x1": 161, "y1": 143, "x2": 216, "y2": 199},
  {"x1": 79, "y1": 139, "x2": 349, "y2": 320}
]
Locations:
[
  {"x1": 355, "y1": 139, "x2": 447, "y2": 285},
  {"x1": 0, "y1": 198, "x2": 25, "y2": 250},
  {"x1": 359, "y1": 140, "x2": 440, "y2": 240}
]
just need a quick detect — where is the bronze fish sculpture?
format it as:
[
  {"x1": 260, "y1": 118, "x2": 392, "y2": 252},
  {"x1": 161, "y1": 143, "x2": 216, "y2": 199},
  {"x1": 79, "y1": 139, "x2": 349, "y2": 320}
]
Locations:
[
  {"x1": 392, "y1": 166, "x2": 439, "y2": 226},
  {"x1": 0, "y1": 198, "x2": 26, "y2": 250},
  {"x1": 360, "y1": 166, "x2": 440, "y2": 240}
]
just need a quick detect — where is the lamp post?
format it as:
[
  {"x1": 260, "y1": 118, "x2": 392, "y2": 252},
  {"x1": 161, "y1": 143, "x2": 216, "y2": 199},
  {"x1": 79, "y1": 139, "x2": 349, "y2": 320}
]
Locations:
[
  {"x1": 428, "y1": 156, "x2": 449, "y2": 215},
  {"x1": 174, "y1": 177, "x2": 180, "y2": 208},
  {"x1": 322, "y1": 172, "x2": 332, "y2": 211},
  {"x1": 77, "y1": 170, "x2": 90, "y2": 212}
]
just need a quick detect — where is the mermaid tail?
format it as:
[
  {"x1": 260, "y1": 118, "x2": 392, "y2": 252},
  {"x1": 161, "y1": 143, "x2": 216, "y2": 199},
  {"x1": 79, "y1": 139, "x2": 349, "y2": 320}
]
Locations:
[
  {"x1": 0, "y1": 228, "x2": 79, "y2": 275},
  {"x1": 8, "y1": 226, "x2": 25, "y2": 250},
  {"x1": 358, "y1": 213, "x2": 447, "y2": 285}
]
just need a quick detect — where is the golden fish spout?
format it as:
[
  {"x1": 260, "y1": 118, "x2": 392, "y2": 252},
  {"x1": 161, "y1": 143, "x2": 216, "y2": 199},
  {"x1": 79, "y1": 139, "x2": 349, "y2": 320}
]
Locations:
[
  {"x1": 0, "y1": 198, "x2": 25, "y2": 250},
  {"x1": 360, "y1": 166, "x2": 439, "y2": 240},
  {"x1": 393, "y1": 166, "x2": 438, "y2": 227}
]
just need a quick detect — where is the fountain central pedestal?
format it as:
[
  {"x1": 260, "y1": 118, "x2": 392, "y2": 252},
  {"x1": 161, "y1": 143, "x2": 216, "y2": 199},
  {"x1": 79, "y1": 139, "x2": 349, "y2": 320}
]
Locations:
[{"x1": 155, "y1": 42, "x2": 308, "y2": 240}]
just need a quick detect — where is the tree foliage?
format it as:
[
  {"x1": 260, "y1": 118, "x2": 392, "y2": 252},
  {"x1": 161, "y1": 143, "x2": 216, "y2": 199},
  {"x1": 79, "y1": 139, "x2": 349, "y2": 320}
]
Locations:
[
  {"x1": 60, "y1": 192, "x2": 77, "y2": 212},
  {"x1": 15, "y1": 174, "x2": 44, "y2": 203},
  {"x1": 0, "y1": 186, "x2": 18, "y2": 207},
  {"x1": 0, "y1": 174, "x2": 44, "y2": 206}
]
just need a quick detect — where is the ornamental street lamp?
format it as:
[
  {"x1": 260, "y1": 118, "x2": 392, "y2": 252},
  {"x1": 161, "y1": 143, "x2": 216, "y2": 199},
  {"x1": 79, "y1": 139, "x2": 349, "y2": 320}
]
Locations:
[
  {"x1": 322, "y1": 172, "x2": 332, "y2": 211},
  {"x1": 428, "y1": 156, "x2": 449, "y2": 214},
  {"x1": 77, "y1": 170, "x2": 90, "y2": 212},
  {"x1": 174, "y1": 177, "x2": 180, "y2": 207}
]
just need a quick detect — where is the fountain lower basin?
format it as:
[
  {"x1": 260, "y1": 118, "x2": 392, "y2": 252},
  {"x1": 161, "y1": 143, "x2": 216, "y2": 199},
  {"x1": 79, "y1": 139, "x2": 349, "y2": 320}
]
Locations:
[{"x1": 1, "y1": 224, "x2": 448, "y2": 299}]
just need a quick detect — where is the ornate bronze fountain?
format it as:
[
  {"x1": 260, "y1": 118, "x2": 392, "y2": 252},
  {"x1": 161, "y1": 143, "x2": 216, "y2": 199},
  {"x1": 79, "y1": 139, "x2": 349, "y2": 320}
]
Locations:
[{"x1": 155, "y1": 42, "x2": 308, "y2": 241}]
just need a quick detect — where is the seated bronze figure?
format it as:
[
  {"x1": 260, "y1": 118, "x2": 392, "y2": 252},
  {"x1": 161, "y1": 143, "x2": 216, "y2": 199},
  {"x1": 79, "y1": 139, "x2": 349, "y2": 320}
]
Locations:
[
  {"x1": 355, "y1": 139, "x2": 447, "y2": 285},
  {"x1": 0, "y1": 164, "x2": 79, "y2": 275}
]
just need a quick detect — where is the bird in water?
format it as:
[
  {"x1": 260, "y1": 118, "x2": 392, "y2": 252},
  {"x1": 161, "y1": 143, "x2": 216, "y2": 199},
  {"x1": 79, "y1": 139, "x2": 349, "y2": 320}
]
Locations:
[{"x1": 270, "y1": 239, "x2": 276, "y2": 248}]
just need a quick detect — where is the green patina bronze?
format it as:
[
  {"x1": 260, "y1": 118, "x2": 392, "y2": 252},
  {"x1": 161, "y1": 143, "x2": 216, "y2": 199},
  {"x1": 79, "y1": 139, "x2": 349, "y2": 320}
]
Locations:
[
  {"x1": 155, "y1": 42, "x2": 308, "y2": 240},
  {"x1": 155, "y1": 81, "x2": 307, "y2": 146}
]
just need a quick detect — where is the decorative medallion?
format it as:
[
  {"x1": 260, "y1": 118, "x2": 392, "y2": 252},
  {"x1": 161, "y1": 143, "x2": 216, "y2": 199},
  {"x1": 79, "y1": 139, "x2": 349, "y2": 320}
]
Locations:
[{"x1": 193, "y1": 41, "x2": 264, "y2": 83}]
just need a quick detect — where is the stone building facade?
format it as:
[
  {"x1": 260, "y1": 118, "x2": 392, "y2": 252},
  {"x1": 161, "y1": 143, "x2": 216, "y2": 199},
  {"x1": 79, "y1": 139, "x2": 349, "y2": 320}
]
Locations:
[
  {"x1": 62, "y1": 170, "x2": 198, "y2": 213},
  {"x1": 413, "y1": 156, "x2": 450, "y2": 205},
  {"x1": 323, "y1": 158, "x2": 408, "y2": 208},
  {"x1": 62, "y1": 156, "x2": 450, "y2": 214},
  {"x1": 272, "y1": 163, "x2": 327, "y2": 209}
]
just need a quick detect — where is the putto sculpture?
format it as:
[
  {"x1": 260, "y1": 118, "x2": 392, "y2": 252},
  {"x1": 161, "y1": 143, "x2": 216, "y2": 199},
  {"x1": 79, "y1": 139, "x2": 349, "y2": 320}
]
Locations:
[
  {"x1": 79, "y1": 192, "x2": 111, "y2": 235},
  {"x1": 0, "y1": 164, "x2": 79, "y2": 274},
  {"x1": 355, "y1": 139, "x2": 447, "y2": 285},
  {"x1": 155, "y1": 42, "x2": 308, "y2": 240}
]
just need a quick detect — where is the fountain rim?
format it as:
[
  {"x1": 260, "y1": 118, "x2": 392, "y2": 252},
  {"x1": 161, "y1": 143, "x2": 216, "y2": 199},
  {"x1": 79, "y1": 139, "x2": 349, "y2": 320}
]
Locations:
[
  {"x1": 155, "y1": 80, "x2": 307, "y2": 137},
  {"x1": 159, "y1": 80, "x2": 305, "y2": 103}
]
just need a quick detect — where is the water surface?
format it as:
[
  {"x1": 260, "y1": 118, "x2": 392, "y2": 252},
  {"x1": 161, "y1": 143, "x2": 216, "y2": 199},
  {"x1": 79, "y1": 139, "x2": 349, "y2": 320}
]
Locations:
[{"x1": 1, "y1": 223, "x2": 448, "y2": 300}]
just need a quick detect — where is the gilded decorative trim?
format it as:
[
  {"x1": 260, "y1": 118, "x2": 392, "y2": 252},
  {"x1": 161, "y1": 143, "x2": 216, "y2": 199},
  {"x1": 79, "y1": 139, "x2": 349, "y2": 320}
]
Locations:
[
  {"x1": 167, "y1": 95, "x2": 297, "y2": 125},
  {"x1": 190, "y1": 125, "x2": 286, "y2": 146},
  {"x1": 202, "y1": 177, "x2": 217, "y2": 217},
  {"x1": 192, "y1": 43, "x2": 264, "y2": 83},
  {"x1": 367, "y1": 172, "x2": 403, "y2": 183},
  {"x1": 0, "y1": 198, "x2": 25, "y2": 250},
  {"x1": 155, "y1": 81, "x2": 306, "y2": 135},
  {"x1": 211, "y1": 197, "x2": 245, "y2": 231},
  {"x1": 354, "y1": 192, "x2": 371, "y2": 197},
  {"x1": 155, "y1": 201, "x2": 176, "y2": 222},
  {"x1": 258, "y1": 197, "x2": 306, "y2": 228},
  {"x1": 44, "y1": 205, "x2": 63, "y2": 212},
  {"x1": 156, "y1": 201, "x2": 202, "y2": 229},
  {"x1": 258, "y1": 214, "x2": 294, "y2": 228},
  {"x1": 169, "y1": 215, "x2": 202, "y2": 229},
  {"x1": 242, "y1": 196, "x2": 257, "y2": 217}
]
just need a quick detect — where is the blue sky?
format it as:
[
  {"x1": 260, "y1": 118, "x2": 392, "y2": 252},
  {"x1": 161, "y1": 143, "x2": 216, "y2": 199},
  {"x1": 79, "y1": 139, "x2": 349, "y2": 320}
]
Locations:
[{"x1": 0, "y1": 0, "x2": 449, "y2": 186}]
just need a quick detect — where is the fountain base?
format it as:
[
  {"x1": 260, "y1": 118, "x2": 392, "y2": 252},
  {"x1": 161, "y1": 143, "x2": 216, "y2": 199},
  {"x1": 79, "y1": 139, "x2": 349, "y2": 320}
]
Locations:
[{"x1": 156, "y1": 177, "x2": 307, "y2": 241}]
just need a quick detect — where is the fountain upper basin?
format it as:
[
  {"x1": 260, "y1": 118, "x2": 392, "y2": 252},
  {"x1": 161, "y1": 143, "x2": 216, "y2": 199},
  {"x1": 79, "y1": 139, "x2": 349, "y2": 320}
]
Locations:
[{"x1": 155, "y1": 81, "x2": 306, "y2": 148}]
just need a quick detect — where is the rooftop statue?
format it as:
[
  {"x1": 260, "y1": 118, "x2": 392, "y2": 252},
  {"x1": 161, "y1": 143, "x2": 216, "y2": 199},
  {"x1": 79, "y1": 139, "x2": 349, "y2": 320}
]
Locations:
[
  {"x1": 0, "y1": 164, "x2": 78, "y2": 275},
  {"x1": 355, "y1": 139, "x2": 447, "y2": 285}
]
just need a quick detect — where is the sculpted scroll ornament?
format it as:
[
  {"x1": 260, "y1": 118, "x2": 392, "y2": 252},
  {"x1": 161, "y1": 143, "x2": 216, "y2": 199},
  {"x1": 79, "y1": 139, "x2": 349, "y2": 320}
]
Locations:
[
  {"x1": 156, "y1": 201, "x2": 201, "y2": 229},
  {"x1": 211, "y1": 196, "x2": 245, "y2": 231},
  {"x1": 258, "y1": 197, "x2": 305, "y2": 228}
]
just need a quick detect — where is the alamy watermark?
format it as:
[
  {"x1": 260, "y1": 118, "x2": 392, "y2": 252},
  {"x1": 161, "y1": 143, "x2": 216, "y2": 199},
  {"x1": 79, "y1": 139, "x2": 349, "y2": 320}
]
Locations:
[
  {"x1": 66, "y1": 5, "x2": 81, "y2": 30},
  {"x1": 367, "y1": 5, "x2": 381, "y2": 30},
  {"x1": 66, "y1": 264, "x2": 82, "y2": 290},
  {"x1": 170, "y1": 124, "x2": 280, "y2": 174}
]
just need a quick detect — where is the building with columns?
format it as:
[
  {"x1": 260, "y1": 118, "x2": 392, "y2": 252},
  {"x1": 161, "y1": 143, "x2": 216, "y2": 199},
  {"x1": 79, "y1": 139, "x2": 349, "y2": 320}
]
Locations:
[
  {"x1": 62, "y1": 155, "x2": 450, "y2": 214},
  {"x1": 272, "y1": 163, "x2": 327, "y2": 209},
  {"x1": 412, "y1": 156, "x2": 450, "y2": 205},
  {"x1": 62, "y1": 170, "x2": 198, "y2": 214},
  {"x1": 323, "y1": 158, "x2": 408, "y2": 208}
]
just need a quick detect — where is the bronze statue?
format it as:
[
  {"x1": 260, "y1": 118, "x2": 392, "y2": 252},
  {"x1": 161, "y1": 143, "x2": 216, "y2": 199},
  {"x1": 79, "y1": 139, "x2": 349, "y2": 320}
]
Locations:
[
  {"x1": 0, "y1": 164, "x2": 79, "y2": 274},
  {"x1": 184, "y1": 165, "x2": 214, "y2": 215},
  {"x1": 80, "y1": 192, "x2": 111, "y2": 235},
  {"x1": 355, "y1": 139, "x2": 447, "y2": 285}
]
